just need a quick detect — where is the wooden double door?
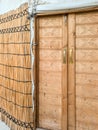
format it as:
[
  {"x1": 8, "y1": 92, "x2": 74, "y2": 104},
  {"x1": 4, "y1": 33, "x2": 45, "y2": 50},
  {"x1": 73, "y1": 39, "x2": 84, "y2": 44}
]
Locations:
[{"x1": 35, "y1": 12, "x2": 98, "y2": 130}]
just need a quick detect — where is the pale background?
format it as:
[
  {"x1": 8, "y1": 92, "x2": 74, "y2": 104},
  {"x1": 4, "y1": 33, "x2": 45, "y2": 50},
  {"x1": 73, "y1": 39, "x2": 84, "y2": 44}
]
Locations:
[{"x1": 0, "y1": 0, "x2": 95, "y2": 14}]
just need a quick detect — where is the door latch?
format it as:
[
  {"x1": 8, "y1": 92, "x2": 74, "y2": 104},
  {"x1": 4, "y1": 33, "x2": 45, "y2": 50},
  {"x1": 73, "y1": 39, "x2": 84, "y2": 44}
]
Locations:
[
  {"x1": 63, "y1": 48, "x2": 67, "y2": 64},
  {"x1": 69, "y1": 48, "x2": 74, "y2": 64}
]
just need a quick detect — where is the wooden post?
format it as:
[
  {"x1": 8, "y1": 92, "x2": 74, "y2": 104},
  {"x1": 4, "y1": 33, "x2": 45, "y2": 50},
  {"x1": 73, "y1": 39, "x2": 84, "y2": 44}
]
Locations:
[
  {"x1": 68, "y1": 14, "x2": 76, "y2": 130},
  {"x1": 62, "y1": 15, "x2": 68, "y2": 130}
]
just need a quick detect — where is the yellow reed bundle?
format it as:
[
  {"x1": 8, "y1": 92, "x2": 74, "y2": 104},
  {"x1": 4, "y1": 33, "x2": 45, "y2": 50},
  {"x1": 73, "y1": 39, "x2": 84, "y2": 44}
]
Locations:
[{"x1": 0, "y1": 3, "x2": 34, "y2": 130}]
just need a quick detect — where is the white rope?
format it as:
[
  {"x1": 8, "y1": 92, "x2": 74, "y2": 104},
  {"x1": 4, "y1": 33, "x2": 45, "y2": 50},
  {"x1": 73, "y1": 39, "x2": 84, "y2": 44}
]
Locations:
[
  {"x1": 30, "y1": 17, "x2": 35, "y2": 112},
  {"x1": 28, "y1": 0, "x2": 36, "y2": 113}
]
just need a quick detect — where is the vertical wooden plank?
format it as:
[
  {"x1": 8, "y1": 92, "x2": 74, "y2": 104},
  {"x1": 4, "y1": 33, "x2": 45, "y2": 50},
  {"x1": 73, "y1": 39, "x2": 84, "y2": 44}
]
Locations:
[
  {"x1": 36, "y1": 17, "x2": 40, "y2": 128},
  {"x1": 34, "y1": 16, "x2": 38, "y2": 130},
  {"x1": 61, "y1": 15, "x2": 68, "y2": 130},
  {"x1": 68, "y1": 14, "x2": 76, "y2": 130}
]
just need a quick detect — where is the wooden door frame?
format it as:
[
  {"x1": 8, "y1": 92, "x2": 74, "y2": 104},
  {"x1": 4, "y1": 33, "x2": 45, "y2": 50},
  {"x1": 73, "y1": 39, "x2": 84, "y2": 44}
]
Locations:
[{"x1": 34, "y1": 16, "x2": 39, "y2": 129}]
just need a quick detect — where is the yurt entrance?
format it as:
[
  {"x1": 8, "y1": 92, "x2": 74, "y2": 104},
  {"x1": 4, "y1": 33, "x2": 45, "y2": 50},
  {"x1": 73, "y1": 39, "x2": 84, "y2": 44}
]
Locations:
[
  {"x1": 36, "y1": 15, "x2": 68, "y2": 130},
  {"x1": 1, "y1": 2, "x2": 98, "y2": 130},
  {"x1": 36, "y1": 10, "x2": 98, "y2": 130}
]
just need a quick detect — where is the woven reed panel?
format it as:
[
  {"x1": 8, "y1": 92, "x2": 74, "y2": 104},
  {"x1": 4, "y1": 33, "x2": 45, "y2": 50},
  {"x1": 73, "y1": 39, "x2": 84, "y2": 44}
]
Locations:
[{"x1": 0, "y1": 3, "x2": 33, "y2": 130}]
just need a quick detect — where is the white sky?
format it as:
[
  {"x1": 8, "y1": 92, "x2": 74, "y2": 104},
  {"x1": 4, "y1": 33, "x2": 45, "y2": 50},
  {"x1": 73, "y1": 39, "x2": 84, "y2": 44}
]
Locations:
[
  {"x1": 0, "y1": 0, "x2": 28, "y2": 14},
  {"x1": 1, "y1": 0, "x2": 98, "y2": 14}
]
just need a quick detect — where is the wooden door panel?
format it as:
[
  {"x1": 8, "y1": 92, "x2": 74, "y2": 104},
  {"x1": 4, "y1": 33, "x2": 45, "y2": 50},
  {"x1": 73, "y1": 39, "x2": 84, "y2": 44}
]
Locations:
[
  {"x1": 39, "y1": 38, "x2": 62, "y2": 49},
  {"x1": 76, "y1": 50, "x2": 98, "y2": 61},
  {"x1": 37, "y1": 15, "x2": 67, "y2": 130},
  {"x1": 39, "y1": 28, "x2": 63, "y2": 38},
  {"x1": 76, "y1": 12, "x2": 98, "y2": 130},
  {"x1": 39, "y1": 50, "x2": 62, "y2": 60},
  {"x1": 38, "y1": 16, "x2": 63, "y2": 27},
  {"x1": 76, "y1": 11, "x2": 98, "y2": 24},
  {"x1": 39, "y1": 61, "x2": 62, "y2": 72},
  {"x1": 76, "y1": 24, "x2": 98, "y2": 37},
  {"x1": 76, "y1": 73, "x2": 98, "y2": 86},
  {"x1": 76, "y1": 38, "x2": 98, "y2": 49},
  {"x1": 39, "y1": 71, "x2": 62, "y2": 94}
]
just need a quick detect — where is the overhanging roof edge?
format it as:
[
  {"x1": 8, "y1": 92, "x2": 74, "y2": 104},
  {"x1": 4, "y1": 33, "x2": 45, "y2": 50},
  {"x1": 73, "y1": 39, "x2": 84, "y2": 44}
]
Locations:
[{"x1": 36, "y1": 0, "x2": 98, "y2": 14}]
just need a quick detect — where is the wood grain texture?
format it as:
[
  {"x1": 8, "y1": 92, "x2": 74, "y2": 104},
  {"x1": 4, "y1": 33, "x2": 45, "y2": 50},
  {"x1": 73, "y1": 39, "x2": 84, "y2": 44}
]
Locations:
[
  {"x1": 76, "y1": 73, "x2": 98, "y2": 86},
  {"x1": 39, "y1": 50, "x2": 62, "y2": 61},
  {"x1": 76, "y1": 38, "x2": 98, "y2": 49},
  {"x1": 39, "y1": 38, "x2": 62, "y2": 49},
  {"x1": 61, "y1": 15, "x2": 68, "y2": 130},
  {"x1": 76, "y1": 11, "x2": 98, "y2": 24},
  {"x1": 68, "y1": 14, "x2": 76, "y2": 130},
  {"x1": 39, "y1": 28, "x2": 63, "y2": 38},
  {"x1": 76, "y1": 11, "x2": 98, "y2": 130},
  {"x1": 37, "y1": 15, "x2": 67, "y2": 130},
  {"x1": 76, "y1": 24, "x2": 98, "y2": 37},
  {"x1": 76, "y1": 50, "x2": 98, "y2": 61},
  {"x1": 39, "y1": 16, "x2": 62, "y2": 27},
  {"x1": 76, "y1": 62, "x2": 98, "y2": 74}
]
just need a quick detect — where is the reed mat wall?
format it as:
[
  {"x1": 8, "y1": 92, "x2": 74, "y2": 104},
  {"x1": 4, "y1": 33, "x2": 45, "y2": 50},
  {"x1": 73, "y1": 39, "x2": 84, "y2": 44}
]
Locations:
[{"x1": 0, "y1": 3, "x2": 34, "y2": 130}]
